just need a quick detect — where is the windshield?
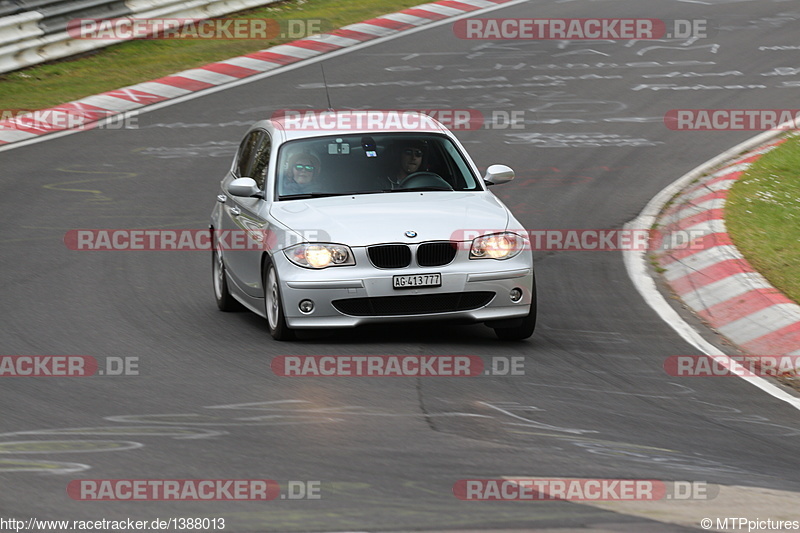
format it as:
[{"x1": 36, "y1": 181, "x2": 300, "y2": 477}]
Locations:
[{"x1": 275, "y1": 133, "x2": 483, "y2": 199}]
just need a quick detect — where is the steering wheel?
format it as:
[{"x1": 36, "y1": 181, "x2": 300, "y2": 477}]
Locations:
[{"x1": 399, "y1": 172, "x2": 453, "y2": 190}]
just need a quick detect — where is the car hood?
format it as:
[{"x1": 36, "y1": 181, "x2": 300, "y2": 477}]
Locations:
[{"x1": 269, "y1": 192, "x2": 513, "y2": 247}]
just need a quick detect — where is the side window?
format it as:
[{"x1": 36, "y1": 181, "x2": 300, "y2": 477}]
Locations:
[
  {"x1": 250, "y1": 132, "x2": 271, "y2": 190},
  {"x1": 236, "y1": 131, "x2": 263, "y2": 179}
]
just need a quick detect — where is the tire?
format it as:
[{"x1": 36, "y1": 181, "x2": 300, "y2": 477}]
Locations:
[
  {"x1": 263, "y1": 261, "x2": 295, "y2": 341},
  {"x1": 493, "y1": 285, "x2": 537, "y2": 341},
  {"x1": 212, "y1": 248, "x2": 242, "y2": 311}
]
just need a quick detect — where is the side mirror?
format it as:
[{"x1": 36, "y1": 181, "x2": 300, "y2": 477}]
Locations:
[
  {"x1": 228, "y1": 177, "x2": 260, "y2": 198},
  {"x1": 483, "y1": 164, "x2": 515, "y2": 186}
]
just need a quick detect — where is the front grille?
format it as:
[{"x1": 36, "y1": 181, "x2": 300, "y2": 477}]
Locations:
[
  {"x1": 332, "y1": 292, "x2": 495, "y2": 317},
  {"x1": 417, "y1": 241, "x2": 457, "y2": 267},
  {"x1": 368, "y1": 244, "x2": 411, "y2": 268}
]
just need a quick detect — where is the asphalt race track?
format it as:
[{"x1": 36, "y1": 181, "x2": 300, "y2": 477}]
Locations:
[{"x1": 1, "y1": 0, "x2": 800, "y2": 531}]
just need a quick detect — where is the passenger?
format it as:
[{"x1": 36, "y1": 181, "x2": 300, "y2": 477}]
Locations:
[{"x1": 283, "y1": 152, "x2": 320, "y2": 195}]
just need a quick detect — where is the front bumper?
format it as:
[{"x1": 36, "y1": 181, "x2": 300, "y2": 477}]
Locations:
[{"x1": 275, "y1": 249, "x2": 534, "y2": 328}]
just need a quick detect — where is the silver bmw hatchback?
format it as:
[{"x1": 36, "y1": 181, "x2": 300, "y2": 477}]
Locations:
[{"x1": 210, "y1": 110, "x2": 535, "y2": 340}]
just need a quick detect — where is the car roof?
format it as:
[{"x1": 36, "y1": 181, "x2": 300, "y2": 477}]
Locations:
[{"x1": 259, "y1": 110, "x2": 452, "y2": 142}]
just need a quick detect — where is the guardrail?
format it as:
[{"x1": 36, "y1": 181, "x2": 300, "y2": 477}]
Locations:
[{"x1": 0, "y1": 0, "x2": 279, "y2": 74}]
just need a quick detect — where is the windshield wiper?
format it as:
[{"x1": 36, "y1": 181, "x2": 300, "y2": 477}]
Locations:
[
  {"x1": 279, "y1": 192, "x2": 352, "y2": 199},
  {"x1": 280, "y1": 190, "x2": 393, "y2": 199}
]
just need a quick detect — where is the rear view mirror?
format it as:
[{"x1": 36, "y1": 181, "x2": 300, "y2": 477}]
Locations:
[
  {"x1": 483, "y1": 164, "x2": 515, "y2": 185},
  {"x1": 228, "y1": 177, "x2": 260, "y2": 198}
]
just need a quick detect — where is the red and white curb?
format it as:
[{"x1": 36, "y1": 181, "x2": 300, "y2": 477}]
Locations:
[
  {"x1": 624, "y1": 129, "x2": 800, "y2": 409},
  {"x1": 0, "y1": 0, "x2": 513, "y2": 146},
  {"x1": 652, "y1": 138, "x2": 800, "y2": 357}
]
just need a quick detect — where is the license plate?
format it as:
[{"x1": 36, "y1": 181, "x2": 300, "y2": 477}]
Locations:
[{"x1": 393, "y1": 273, "x2": 441, "y2": 289}]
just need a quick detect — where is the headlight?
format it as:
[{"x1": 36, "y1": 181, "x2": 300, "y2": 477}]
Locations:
[
  {"x1": 285, "y1": 243, "x2": 355, "y2": 269},
  {"x1": 469, "y1": 232, "x2": 524, "y2": 260}
]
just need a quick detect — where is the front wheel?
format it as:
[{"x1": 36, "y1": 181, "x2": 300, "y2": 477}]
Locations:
[
  {"x1": 263, "y1": 262, "x2": 295, "y2": 341},
  {"x1": 493, "y1": 303, "x2": 537, "y2": 341},
  {"x1": 492, "y1": 282, "x2": 537, "y2": 340}
]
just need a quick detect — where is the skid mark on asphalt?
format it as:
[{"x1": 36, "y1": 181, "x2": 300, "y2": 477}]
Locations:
[
  {"x1": 206, "y1": 400, "x2": 488, "y2": 419},
  {"x1": 42, "y1": 167, "x2": 138, "y2": 202},
  {"x1": 0, "y1": 399, "x2": 493, "y2": 474},
  {"x1": 7, "y1": 398, "x2": 781, "y2": 478},
  {"x1": 637, "y1": 43, "x2": 721, "y2": 56},
  {"x1": 504, "y1": 132, "x2": 663, "y2": 148},
  {"x1": 110, "y1": 402, "x2": 488, "y2": 426},
  {"x1": 506, "y1": 429, "x2": 748, "y2": 476},
  {"x1": 105, "y1": 413, "x2": 343, "y2": 426},
  {"x1": 132, "y1": 140, "x2": 238, "y2": 159},
  {"x1": 0, "y1": 440, "x2": 142, "y2": 454},
  {"x1": 0, "y1": 459, "x2": 89, "y2": 474},
  {"x1": 0, "y1": 426, "x2": 225, "y2": 440},
  {"x1": 479, "y1": 401, "x2": 598, "y2": 435},
  {"x1": 453, "y1": 393, "x2": 792, "y2": 478},
  {"x1": 518, "y1": 382, "x2": 693, "y2": 399},
  {"x1": 0, "y1": 426, "x2": 229, "y2": 474},
  {"x1": 514, "y1": 383, "x2": 800, "y2": 437}
]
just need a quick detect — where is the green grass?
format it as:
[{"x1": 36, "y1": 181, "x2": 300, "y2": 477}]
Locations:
[
  {"x1": 0, "y1": 0, "x2": 421, "y2": 110},
  {"x1": 726, "y1": 134, "x2": 800, "y2": 303}
]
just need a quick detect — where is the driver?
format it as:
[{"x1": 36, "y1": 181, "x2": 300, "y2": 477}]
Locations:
[{"x1": 387, "y1": 141, "x2": 426, "y2": 189}]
